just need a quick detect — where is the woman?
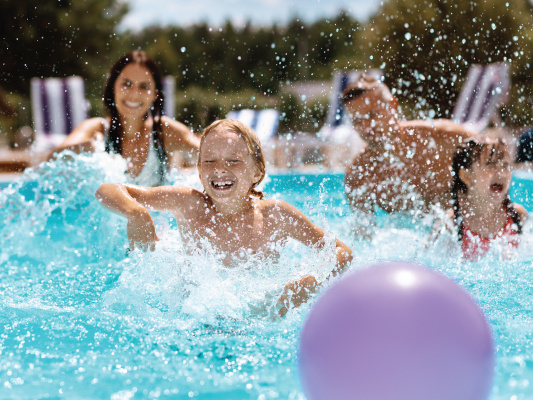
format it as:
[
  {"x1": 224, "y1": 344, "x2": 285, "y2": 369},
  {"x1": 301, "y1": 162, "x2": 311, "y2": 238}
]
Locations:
[{"x1": 50, "y1": 50, "x2": 199, "y2": 186}]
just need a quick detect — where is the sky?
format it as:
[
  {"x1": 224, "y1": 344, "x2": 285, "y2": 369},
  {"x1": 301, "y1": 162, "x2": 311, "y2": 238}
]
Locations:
[{"x1": 119, "y1": 0, "x2": 382, "y2": 31}]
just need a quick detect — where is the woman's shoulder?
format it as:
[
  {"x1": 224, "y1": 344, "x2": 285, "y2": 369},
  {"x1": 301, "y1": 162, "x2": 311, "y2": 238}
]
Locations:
[
  {"x1": 159, "y1": 116, "x2": 198, "y2": 151},
  {"x1": 59, "y1": 117, "x2": 108, "y2": 146},
  {"x1": 160, "y1": 116, "x2": 192, "y2": 135}
]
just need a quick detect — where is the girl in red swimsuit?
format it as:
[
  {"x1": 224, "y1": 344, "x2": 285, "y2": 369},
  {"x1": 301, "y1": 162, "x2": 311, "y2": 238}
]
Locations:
[{"x1": 450, "y1": 137, "x2": 528, "y2": 260}]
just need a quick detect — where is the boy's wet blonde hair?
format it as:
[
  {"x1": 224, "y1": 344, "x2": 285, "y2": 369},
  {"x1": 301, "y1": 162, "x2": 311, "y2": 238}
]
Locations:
[{"x1": 198, "y1": 119, "x2": 266, "y2": 199}]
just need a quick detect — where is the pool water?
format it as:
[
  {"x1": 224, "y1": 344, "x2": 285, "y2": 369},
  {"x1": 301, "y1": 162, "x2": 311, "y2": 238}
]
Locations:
[{"x1": 1, "y1": 152, "x2": 533, "y2": 399}]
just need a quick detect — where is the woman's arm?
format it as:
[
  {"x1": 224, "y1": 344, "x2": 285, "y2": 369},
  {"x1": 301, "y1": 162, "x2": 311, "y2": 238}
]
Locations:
[
  {"x1": 160, "y1": 116, "x2": 200, "y2": 162},
  {"x1": 47, "y1": 118, "x2": 107, "y2": 160}
]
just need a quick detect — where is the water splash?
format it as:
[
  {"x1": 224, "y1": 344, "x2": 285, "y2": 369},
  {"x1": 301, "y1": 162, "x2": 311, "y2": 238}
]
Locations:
[{"x1": 1, "y1": 161, "x2": 533, "y2": 399}]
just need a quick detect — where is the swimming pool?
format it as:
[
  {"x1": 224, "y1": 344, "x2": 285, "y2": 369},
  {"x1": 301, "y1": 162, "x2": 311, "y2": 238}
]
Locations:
[{"x1": 1, "y1": 153, "x2": 533, "y2": 399}]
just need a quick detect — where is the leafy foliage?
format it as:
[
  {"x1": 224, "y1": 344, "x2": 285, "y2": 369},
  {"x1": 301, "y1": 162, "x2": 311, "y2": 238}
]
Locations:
[
  {"x1": 365, "y1": 0, "x2": 533, "y2": 122},
  {"x1": 1, "y1": 0, "x2": 533, "y2": 143},
  {"x1": 0, "y1": 0, "x2": 128, "y2": 94}
]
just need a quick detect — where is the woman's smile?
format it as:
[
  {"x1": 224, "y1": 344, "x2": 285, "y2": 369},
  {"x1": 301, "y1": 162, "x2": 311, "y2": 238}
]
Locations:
[{"x1": 123, "y1": 100, "x2": 143, "y2": 109}]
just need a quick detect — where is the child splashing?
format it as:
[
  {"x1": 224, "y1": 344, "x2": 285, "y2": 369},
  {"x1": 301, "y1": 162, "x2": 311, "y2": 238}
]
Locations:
[
  {"x1": 96, "y1": 119, "x2": 353, "y2": 316},
  {"x1": 449, "y1": 137, "x2": 528, "y2": 260}
]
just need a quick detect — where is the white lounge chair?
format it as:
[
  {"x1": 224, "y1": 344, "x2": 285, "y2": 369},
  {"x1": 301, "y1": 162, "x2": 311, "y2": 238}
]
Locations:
[
  {"x1": 452, "y1": 62, "x2": 510, "y2": 132},
  {"x1": 226, "y1": 109, "x2": 280, "y2": 145},
  {"x1": 30, "y1": 76, "x2": 88, "y2": 150},
  {"x1": 162, "y1": 76, "x2": 175, "y2": 119}
]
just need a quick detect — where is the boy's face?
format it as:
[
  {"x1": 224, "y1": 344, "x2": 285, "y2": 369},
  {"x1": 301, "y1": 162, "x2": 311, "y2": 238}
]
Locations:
[{"x1": 199, "y1": 129, "x2": 262, "y2": 204}]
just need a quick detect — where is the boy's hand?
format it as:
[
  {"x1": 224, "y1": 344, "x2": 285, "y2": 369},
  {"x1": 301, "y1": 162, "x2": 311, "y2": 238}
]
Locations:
[
  {"x1": 127, "y1": 211, "x2": 159, "y2": 252},
  {"x1": 277, "y1": 275, "x2": 319, "y2": 317}
]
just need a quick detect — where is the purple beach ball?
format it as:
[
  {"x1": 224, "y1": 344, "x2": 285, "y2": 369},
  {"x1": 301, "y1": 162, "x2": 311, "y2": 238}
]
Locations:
[{"x1": 298, "y1": 262, "x2": 494, "y2": 400}]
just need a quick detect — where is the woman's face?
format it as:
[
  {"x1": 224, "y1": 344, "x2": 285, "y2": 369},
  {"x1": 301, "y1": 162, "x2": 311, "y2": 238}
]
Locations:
[{"x1": 113, "y1": 63, "x2": 157, "y2": 118}]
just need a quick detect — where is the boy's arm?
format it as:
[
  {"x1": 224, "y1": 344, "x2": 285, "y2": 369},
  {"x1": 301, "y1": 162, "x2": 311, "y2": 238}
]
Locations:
[
  {"x1": 95, "y1": 183, "x2": 194, "y2": 251},
  {"x1": 272, "y1": 200, "x2": 353, "y2": 316},
  {"x1": 274, "y1": 200, "x2": 353, "y2": 276}
]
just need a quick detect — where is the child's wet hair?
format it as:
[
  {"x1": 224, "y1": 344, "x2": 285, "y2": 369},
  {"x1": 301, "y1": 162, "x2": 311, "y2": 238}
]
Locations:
[
  {"x1": 198, "y1": 119, "x2": 266, "y2": 199},
  {"x1": 451, "y1": 137, "x2": 521, "y2": 240}
]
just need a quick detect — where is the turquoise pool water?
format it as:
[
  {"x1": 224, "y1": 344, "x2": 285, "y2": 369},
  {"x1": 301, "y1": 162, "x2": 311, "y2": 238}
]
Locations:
[{"x1": 1, "y1": 153, "x2": 533, "y2": 399}]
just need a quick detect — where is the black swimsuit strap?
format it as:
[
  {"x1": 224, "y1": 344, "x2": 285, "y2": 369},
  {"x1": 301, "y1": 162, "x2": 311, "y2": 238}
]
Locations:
[{"x1": 152, "y1": 129, "x2": 168, "y2": 186}]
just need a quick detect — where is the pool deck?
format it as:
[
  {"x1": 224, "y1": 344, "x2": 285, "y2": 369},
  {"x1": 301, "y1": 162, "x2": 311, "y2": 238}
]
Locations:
[
  {"x1": 0, "y1": 149, "x2": 35, "y2": 173},
  {"x1": 0, "y1": 146, "x2": 348, "y2": 184},
  {"x1": 1, "y1": 127, "x2": 528, "y2": 181},
  {"x1": 0, "y1": 133, "x2": 358, "y2": 179}
]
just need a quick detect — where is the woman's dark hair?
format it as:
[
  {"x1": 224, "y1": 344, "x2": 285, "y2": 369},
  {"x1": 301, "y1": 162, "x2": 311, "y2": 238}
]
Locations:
[
  {"x1": 450, "y1": 137, "x2": 521, "y2": 240},
  {"x1": 103, "y1": 50, "x2": 168, "y2": 183}
]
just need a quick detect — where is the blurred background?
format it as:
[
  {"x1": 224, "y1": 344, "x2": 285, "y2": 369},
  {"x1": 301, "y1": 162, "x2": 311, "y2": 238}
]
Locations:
[{"x1": 1, "y1": 0, "x2": 533, "y2": 155}]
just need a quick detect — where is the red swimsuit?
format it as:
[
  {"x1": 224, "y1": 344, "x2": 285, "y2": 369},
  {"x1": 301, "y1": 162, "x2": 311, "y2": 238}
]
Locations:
[{"x1": 462, "y1": 215, "x2": 519, "y2": 260}]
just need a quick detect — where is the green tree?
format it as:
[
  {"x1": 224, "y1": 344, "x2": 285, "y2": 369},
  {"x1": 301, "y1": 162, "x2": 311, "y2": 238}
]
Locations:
[
  {"x1": 0, "y1": 0, "x2": 128, "y2": 96},
  {"x1": 364, "y1": 0, "x2": 533, "y2": 123}
]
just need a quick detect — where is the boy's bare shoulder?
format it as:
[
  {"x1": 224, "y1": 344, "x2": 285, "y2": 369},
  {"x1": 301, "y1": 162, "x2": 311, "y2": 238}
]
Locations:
[
  {"x1": 156, "y1": 186, "x2": 209, "y2": 217},
  {"x1": 258, "y1": 198, "x2": 292, "y2": 212},
  {"x1": 257, "y1": 198, "x2": 306, "y2": 222}
]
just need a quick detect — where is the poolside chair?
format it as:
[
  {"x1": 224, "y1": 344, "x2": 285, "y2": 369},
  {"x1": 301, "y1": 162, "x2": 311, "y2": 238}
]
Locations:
[
  {"x1": 162, "y1": 75, "x2": 175, "y2": 119},
  {"x1": 31, "y1": 76, "x2": 89, "y2": 150},
  {"x1": 226, "y1": 109, "x2": 280, "y2": 145},
  {"x1": 226, "y1": 108, "x2": 280, "y2": 168},
  {"x1": 452, "y1": 62, "x2": 510, "y2": 133}
]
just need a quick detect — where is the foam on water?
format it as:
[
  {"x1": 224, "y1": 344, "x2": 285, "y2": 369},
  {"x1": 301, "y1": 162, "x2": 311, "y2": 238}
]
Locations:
[{"x1": 1, "y1": 152, "x2": 533, "y2": 399}]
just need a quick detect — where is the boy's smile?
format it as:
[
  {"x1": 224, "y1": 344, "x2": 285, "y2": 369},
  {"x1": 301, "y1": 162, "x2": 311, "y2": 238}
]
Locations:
[{"x1": 210, "y1": 177, "x2": 236, "y2": 191}]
